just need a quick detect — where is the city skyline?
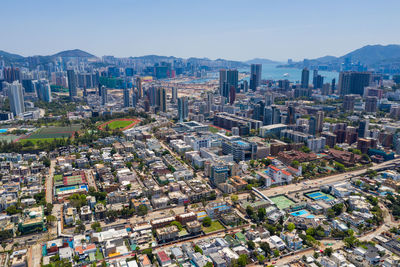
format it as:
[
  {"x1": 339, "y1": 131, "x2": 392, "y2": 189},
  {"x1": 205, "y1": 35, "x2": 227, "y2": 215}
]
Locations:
[{"x1": 2, "y1": 0, "x2": 400, "y2": 61}]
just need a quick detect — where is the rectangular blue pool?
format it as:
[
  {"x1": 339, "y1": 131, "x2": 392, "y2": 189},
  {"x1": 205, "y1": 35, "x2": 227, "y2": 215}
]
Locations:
[
  {"x1": 290, "y1": 209, "x2": 316, "y2": 218},
  {"x1": 290, "y1": 210, "x2": 308, "y2": 216},
  {"x1": 235, "y1": 141, "x2": 248, "y2": 146}
]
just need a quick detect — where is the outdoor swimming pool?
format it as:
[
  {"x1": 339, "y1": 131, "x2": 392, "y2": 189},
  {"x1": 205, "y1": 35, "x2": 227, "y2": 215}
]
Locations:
[
  {"x1": 58, "y1": 185, "x2": 79, "y2": 192},
  {"x1": 306, "y1": 191, "x2": 335, "y2": 201},
  {"x1": 235, "y1": 140, "x2": 248, "y2": 146},
  {"x1": 0, "y1": 129, "x2": 7, "y2": 133},
  {"x1": 289, "y1": 209, "x2": 315, "y2": 218},
  {"x1": 56, "y1": 184, "x2": 88, "y2": 193}
]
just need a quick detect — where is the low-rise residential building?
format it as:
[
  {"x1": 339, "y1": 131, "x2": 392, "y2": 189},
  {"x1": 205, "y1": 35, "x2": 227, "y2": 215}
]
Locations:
[
  {"x1": 156, "y1": 225, "x2": 179, "y2": 242},
  {"x1": 280, "y1": 231, "x2": 303, "y2": 250}
]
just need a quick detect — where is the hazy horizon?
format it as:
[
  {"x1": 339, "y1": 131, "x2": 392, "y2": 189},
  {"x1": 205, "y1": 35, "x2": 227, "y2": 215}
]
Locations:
[{"x1": 2, "y1": 0, "x2": 400, "y2": 61}]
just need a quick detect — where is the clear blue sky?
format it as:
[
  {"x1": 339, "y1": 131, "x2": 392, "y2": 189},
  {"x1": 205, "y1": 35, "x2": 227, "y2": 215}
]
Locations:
[{"x1": 2, "y1": 0, "x2": 399, "y2": 61}]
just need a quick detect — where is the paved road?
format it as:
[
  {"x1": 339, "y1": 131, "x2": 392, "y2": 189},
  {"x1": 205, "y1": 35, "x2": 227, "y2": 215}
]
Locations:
[
  {"x1": 85, "y1": 169, "x2": 97, "y2": 191},
  {"x1": 28, "y1": 243, "x2": 42, "y2": 267},
  {"x1": 50, "y1": 203, "x2": 62, "y2": 237},
  {"x1": 45, "y1": 159, "x2": 56, "y2": 204}
]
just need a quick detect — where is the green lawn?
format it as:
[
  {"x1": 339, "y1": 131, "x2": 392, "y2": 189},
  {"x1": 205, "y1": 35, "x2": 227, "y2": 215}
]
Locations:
[
  {"x1": 107, "y1": 120, "x2": 134, "y2": 130},
  {"x1": 54, "y1": 175, "x2": 63, "y2": 182},
  {"x1": 202, "y1": 221, "x2": 225, "y2": 233},
  {"x1": 19, "y1": 138, "x2": 67, "y2": 145},
  {"x1": 27, "y1": 125, "x2": 81, "y2": 139},
  {"x1": 95, "y1": 248, "x2": 103, "y2": 260},
  {"x1": 209, "y1": 126, "x2": 219, "y2": 133}
]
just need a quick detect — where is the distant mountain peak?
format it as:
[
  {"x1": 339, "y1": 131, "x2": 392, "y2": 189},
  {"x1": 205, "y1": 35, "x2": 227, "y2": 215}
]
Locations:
[
  {"x1": 52, "y1": 49, "x2": 96, "y2": 58},
  {"x1": 246, "y1": 58, "x2": 280, "y2": 64},
  {"x1": 0, "y1": 50, "x2": 24, "y2": 60},
  {"x1": 280, "y1": 44, "x2": 400, "y2": 70}
]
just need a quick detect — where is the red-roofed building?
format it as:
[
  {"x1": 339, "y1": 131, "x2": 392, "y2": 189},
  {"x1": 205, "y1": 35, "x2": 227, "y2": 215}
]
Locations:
[
  {"x1": 286, "y1": 166, "x2": 302, "y2": 176},
  {"x1": 257, "y1": 165, "x2": 293, "y2": 187},
  {"x1": 74, "y1": 243, "x2": 96, "y2": 259},
  {"x1": 156, "y1": 251, "x2": 171, "y2": 266},
  {"x1": 139, "y1": 254, "x2": 152, "y2": 267}
]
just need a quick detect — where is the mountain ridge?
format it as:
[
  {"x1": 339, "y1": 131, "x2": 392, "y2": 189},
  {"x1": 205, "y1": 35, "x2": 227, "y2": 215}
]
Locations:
[
  {"x1": 2, "y1": 44, "x2": 400, "y2": 71},
  {"x1": 245, "y1": 58, "x2": 281, "y2": 64},
  {"x1": 52, "y1": 49, "x2": 96, "y2": 58},
  {"x1": 279, "y1": 44, "x2": 400, "y2": 71}
]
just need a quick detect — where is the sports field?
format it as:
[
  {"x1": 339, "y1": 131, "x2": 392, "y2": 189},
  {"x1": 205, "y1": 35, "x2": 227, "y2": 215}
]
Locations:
[
  {"x1": 270, "y1": 195, "x2": 295, "y2": 210},
  {"x1": 63, "y1": 174, "x2": 86, "y2": 186},
  {"x1": 98, "y1": 118, "x2": 140, "y2": 131},
  {"x1": 24, "y1": 125, "x2": 81, "y2": 140},
  {"x1": 107, "y1": 120, "x2": 134, "y2": 129}
]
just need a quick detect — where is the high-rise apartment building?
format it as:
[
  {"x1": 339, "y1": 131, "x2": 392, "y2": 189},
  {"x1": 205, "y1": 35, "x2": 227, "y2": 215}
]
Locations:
[
  {"x1": 206, "y1": 92, "x2": 214, "y2": 114},
  {"x1": 308, "y1": 116, "x2": 317, "y2": 135},
  {"x1": 278, "y1": 80, "x2": 290, "y2": 90},
  {"x1": 313, "y1": 75, "x2": 324, "y2": 89},
  {"x1": 243, "y1": 80, "x2": 249, "y2": 92},
  {"x1": 178, "y1": 97, "x2": 189, "y2": 122},
  {"x1": 132, "y1": 90, "x2": 138, "y2": 108},
  {"x1": 8, "y1": 81, "x2": 25, "y2": 116},
  {"x1": 286, "y1": 105, "x2": 296, "y2": 125},
  {"x1": 250, "y1": 64, "x2": 262, "y2": 91},
  {"x1": 219, "y1": 69, "x2": 238, "y2": 95},
  {"x1": 219, "y1": 69, "x2": 227, "y2": 94},
  {"x1": 312, "y1": 70, "x2": 318, "y2": 87},
  {"x1": 123, "y1": 87, "x2": 130, "y2": 107},
  {"x1": 226, "y1": 69, "x2": 238, "y2": 92},
  {"x1": 136, "y1": 77, "x2": 143, "y2": 98},
  {"x1": 331, "y1": 78, "x2": 336, "y2": 93},
  {"x1": 316, "y1": 111, "x2": 324, "y2": 133},
  {"x1": 342, "y1": 94, "x2": 356, "y2": 112},
  {"x1": 365, "y1": 96, "x2": 378, "y2": 113},
  {"x1": 171, "y1": 87, "x2": 178, "y2": 103},
  {"x1": 101, "y1": 86, "x2": 107, "y2": 105},
  {"x1": 358, "y1": 119, "x2": 369, "y2": 138},
  {"x1": 34, "y1": 79, "x2": 52, "y2": 103},
  {"x1": 229, "y1": 85, "x2": 236, "y2": 105},
  {"x1": 264, "y1": 105, "x2": 281, "y2": 125},
  {"x1": 301, "y1": 68, "x2": 309, "y2": 88},
  {"x1": 21, "y1": 79, "x2": 34, "y2": 93},
  {"x1": 221, "y1": 82, "x2": 230, "y2": 103},
  {"x1": 67, "y1": 69, "x2": 77, "y2": 98},
  {"x1": 148, "y1": 86, "x2": 157, "y2": 106},
  {"x1": 3, "y1": 67, "x2": 20, "y2": 83},
  {"x1": 338, "y1": 71, "x2": 371, "y2": 95},
  {"x1": 157, "y1": 88, "x2": 167, "y2": 112}
]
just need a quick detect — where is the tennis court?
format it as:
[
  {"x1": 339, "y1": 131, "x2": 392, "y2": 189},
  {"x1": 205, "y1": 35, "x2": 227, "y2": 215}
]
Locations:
[
  {"x1": 306, "y1": 191, "x2": 335, "y2": 201},
  {"x1": 63, "y1": 173, "x2": 86, "y2": 186}
]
